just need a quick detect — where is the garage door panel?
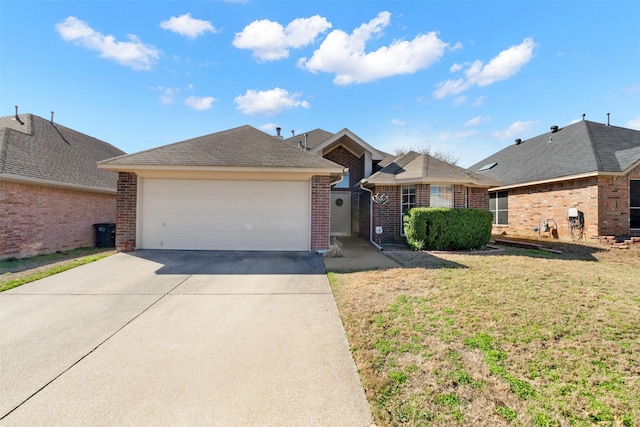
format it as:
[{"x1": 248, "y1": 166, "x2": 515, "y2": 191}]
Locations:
[{"x1": 139, "y1": 179, "x2": 310, "y2": 251}]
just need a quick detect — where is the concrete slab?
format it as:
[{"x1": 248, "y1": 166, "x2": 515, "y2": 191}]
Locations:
[
  {"x1": 0, "y1": 251, "x2": 372, "y2": 426},
  {"x1": 323, "y1": 237, "x2": 402, "y2": 272}
]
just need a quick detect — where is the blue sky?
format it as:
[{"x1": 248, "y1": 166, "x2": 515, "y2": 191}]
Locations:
[{"x1": 1, "y1": 0, "x2": 639, "y2": 167}]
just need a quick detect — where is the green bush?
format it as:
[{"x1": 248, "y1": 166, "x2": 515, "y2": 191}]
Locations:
[{"x1": 403, "y1": 208, "x2": 493, "y2": 251}]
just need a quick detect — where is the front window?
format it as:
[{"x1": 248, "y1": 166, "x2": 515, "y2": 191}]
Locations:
[
  {"x1": 430, "y1": 185, "x2": 453, "y2": 208},
  {"x1": 401, "y1": 185, "x2": 416, "y2": 235},
  {"x1": 490, "y1": 191, "x2": 508, "y2": 225},
  {"x1": 631, "y1": 180, "x2": 640, "y2": 229}
]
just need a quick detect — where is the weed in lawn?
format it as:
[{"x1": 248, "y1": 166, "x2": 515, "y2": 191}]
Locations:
[{"x1": 330, "y1": 243, "x2": 640, "y2": 426}]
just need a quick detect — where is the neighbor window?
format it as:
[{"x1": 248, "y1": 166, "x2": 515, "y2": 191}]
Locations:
[
  {"x1": 430, "y1": 185, "x2": 453, "y2": 208},
  {"x1": 631, "y1": 180, "x2": 640, "y2": 229},
  {"x1": 490, "y1": 191, "x2": 508, "y2": 225},
  {"x1": 401, "y1": 185, "x2": 416, "y2": 235}
]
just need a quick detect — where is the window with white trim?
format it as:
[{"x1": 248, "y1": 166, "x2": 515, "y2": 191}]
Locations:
[
  {"x1": 401, "y1": 185, "x2": 416, "y2": 236},
  {"x1": 631, "y1": 179, "x2": 640, "y2": 229},
  {"x1": 430, "y1": 185, "x2": 453, "y2": 208},
  {"x1": 489, "y1": 191, "x2": 508, "y2": 225}
]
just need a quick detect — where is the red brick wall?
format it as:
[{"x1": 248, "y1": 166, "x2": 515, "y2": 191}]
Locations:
[
  {"x1": 116, "y1": 172, "x2": 137, "y2": 251},
  {"x1": 0, "y1": 180, "x2": 117, "y2": 259},
  {"x1": 495, "y1": 177, "x2": 598, "y2": 240},
  {"x1": 495, "y1": 169, "x2": 640, "y2": 240},
  {"x1": 468, "y1": 187, "x2": 490, "y2": 209},
  {"x1": 323, "y1": 145, "x2": 364, "y2": 185},
  {"x1": 311, "y1": 175, "x2": 331, "y2": 250}
]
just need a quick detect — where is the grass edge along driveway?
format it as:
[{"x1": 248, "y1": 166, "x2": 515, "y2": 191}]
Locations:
[{"x1": 329, "y1": 245, "x2": 639, "y2": 426}]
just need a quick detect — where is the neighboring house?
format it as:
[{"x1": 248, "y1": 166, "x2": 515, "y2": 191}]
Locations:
[
  {"x1": 469, "y1": 120, "x2": 640, "y2": 240},
  {"x1": 0, "y1": 111, "x2": 126, "y2": 259},
  {"x1": 99, "y1": 125, "x2": 497, "y2": 252}
]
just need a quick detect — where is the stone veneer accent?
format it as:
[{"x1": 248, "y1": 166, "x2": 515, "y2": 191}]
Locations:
[
  {"x1": 311, "y1": 175, "x2": 331, "y2": 250},
  {"x1": 1, "y1": 180, "x2": 117, "y2": 259},
  {"x1": 116, "y1": 172, "x2": 138, "y2": 251}
]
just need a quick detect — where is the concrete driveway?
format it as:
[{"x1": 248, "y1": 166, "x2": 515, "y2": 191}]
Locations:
[{"x1": 0, "y1": 251, "x2": 371, "y2": 426}]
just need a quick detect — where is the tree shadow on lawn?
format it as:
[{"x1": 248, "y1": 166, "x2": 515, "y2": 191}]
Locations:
[{"x1": 490, "y1": 237, "x2": 632, "y2": 262}]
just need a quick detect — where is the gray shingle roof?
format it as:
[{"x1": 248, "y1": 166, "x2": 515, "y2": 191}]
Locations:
[
  {"x1": 0, "y1": 113, "x2": 125, "y2": 190},
  {"x1": 366, "y1": 151, "x2": 502, "y2": 187},
  {"x1": 469, "y1": 120, "x2": 640, "y2": 186},
  {"x1": 100, "y1": 125, "x2": 343, "y2": 170},
  {"x1": 282, "y1": 129, "x2": 334, "y2": 150}
]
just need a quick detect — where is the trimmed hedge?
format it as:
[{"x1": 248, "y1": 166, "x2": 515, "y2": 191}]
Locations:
[{"x1": 403, "y1": 208, "x2": 493, "y2": 251}]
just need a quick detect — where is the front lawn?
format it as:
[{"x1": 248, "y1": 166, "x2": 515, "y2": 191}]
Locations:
[{"x1": 329, "y1": 242, "x2": 640, "y2": 426}]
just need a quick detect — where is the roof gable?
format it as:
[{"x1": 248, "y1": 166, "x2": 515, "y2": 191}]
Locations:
[
  {"x1": 0, "y1": 113, "x2": 125, "y2": 191},
  {"x1": 469, "y1": 120, "x2": 640, "y2": 186},
  {"x1": 365, "y1": 151, "x2": 501, "y2": 187},
  {"x1": 99, "y1": 125, "x2": 343, "y2": 171},
  {"x1": 298, "y1": 128, "x2": 385, "y2": 161}
]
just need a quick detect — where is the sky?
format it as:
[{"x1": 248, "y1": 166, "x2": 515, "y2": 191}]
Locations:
[{"x1": 1, "y1": 0, "x2": 639, "y2": 167}]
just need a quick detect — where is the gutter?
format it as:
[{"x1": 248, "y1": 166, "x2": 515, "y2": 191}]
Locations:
[{"x1": 359, "y1": 179, "x2": 383, "y2": 251}]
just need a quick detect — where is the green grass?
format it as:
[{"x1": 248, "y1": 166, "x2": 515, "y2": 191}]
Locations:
[
  {"x1": 1, "y1": 248, "x2": 113, "y2": 292},
  {"x1": 329, "y1": 245, "x2": 640, "y2": 426}
]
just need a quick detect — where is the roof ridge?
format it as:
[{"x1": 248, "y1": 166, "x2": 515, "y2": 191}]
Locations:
[{"x1": 584, "y1": 120, "x2": 605, "y2": 170}]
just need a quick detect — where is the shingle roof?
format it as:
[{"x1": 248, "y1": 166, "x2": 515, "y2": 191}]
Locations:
[
  {"x1": 469, "y1": 120, "x2": 640, "y2": 186},
  {"x1": 366, "y1": 151, "x2": 502, "y2": 187},
  {"x1": 99, "y1": 125, "x2": 343, "y2": 170},
  {"x1": 282, "y1": 129, "x2": 334, "y2": 150},
  {"x1": 0, "y1": 113, "x2": 125, "y2": 190}
]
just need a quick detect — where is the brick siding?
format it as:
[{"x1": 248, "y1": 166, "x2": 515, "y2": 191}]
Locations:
[
  {"x1": 0, "y1": 180, "x2": 117, "y2": 259},
  {"x1": 116, "y1": 172, "x2": 138, "y2": 251},
  {"x1": 495, "y1": 166, "x2": 640, "y2": 240},
  {"x1": 323, "y1": 145, "x2": 365, "y2": 184},
  {"x1": 311, "y1": 175, "x2": 331, "y2": 250}
]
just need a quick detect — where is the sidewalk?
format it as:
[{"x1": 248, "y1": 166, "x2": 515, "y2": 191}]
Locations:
[{"x1": 322, "y1": 237, "x2": 402, "y2": 272}]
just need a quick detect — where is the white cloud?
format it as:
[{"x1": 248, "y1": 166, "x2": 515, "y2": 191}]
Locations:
[
  {"x1": 153, "y1": 86, "x2": 180, "y2": 105},
  {"x1": 391, "y1": 119, "x2": 407, "y2": 126},
  {"x1": 160, "y1": 13, "x2": 217, "y2": 39},
  {"x1": 465, "y1": 115, "x2": 490, "y2": 126},
  {"x1": 434, "y1": 37, "x2": 536, "y2": 99},
  {"x1": 233, "y1": 16, "x2": 331, "y2": 62},
  {"x1": 491, "y1": 120, "x2": 537, "y2": 139},
  {"x1": 626, "y1": 117, "x2": 640, "y2": 130},
  {"x1": 234, "y1": 87, "x2": 310, "y2": 115},
  {"x1": 56, "y1": 16, "x2": 160, "y2": 71},
  {"x1": 184, "y1": 96, "x2": 216, "y2": 110},
  {"x1": 299, "y1": 11, "x2": 448, "y2": 85}
]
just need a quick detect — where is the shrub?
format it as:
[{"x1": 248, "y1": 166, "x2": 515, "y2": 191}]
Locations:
[{"x1": 404, "y1": 208, "x2": 493, "y2": 251}]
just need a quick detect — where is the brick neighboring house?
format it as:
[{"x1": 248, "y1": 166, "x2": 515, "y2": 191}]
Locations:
[
  {"x1": 469, "y1": 120, "x2": 640, "y2": 241},
  {"x1": 98, "y1": 125, "x2": 497, "y2": 252},
  {"x1": 0, "y1": 111, "x2": 126, "y2": 260}
]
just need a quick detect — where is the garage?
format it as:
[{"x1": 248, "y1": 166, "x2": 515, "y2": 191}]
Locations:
[{"x1": 138, "y1": 178, "x2": 311, "y2": 251}]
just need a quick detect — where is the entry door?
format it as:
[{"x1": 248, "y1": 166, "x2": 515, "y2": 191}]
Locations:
[{"x1": 331, "y1": 191, "x2": 351, "y2": 236}]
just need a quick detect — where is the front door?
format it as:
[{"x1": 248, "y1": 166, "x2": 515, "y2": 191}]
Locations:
[{"x1": 331, "y1": 191, "x2": 351, "y2": 236}]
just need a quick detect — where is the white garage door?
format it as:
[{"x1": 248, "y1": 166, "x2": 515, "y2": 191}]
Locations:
[{"x1": 139, "y1": 179, "x2": 310, "y2": 251}]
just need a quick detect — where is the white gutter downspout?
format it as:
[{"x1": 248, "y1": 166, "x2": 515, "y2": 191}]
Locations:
[
  {"x1": 359, "y1": 179, "x2": 384, "y2": 251},
  {"x1": 316, "y1": 169, "x2": 347, "y2": 255}
]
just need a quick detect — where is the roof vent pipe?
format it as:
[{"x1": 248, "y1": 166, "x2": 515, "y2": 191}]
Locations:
[
  {"x1": 50, "y1": 111, "x2": 54, "y2": 123},
  {"x1": 276, "y1": 127, "x2": 281, "y2": 137},
  {"x1": 607, "y1": 113, "x2": 610, "y2": 126},
  {"x1": 515, "y1": 138, "x2": 522, "y2": 145},
  {"x1": 15, "y1": 105, "x2": 19, "y2": 119},
  {"x1": 582, "y1": 113, "x2": 586, "y2": 121},
  {"x1": 304, "y1": 133, "x2": 308, "y2": 150},
  {"x1": 13, "y1": 105, "x2": 24, "y2": 125},
  {"x1": 291, "y1": 129, "x2": 295, "y2": 137},
  {"x1": 550, "y1": 125, "x2": 559, "y2": 133}
]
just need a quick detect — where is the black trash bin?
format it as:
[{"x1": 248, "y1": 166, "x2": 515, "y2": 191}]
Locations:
[{"x1": 93, "y1": 223, "x2": 116, "y2": 248}]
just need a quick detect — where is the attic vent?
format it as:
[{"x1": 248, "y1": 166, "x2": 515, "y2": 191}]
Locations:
[
  {"x1": 478, "y1": 162, "x2": 497, "y2": 171},
  {"x1": 550, "y1": 125, "x2": 559, "y2": 133},
  {"x1": 515, "y1": 138, "x2": 523, "y2": 145}
]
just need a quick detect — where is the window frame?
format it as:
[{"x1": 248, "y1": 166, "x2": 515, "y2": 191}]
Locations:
[
  {"x1": 400, "y1": 185, "x2": 416, "y2": 236},
  {"x1": 489, "y1": 191, "x2": 508, "y2": 226},
  {"x1": 631, "y1": 179, "x2": 640, "y2": 229},
  {"x1": 429, "y1": 185, "x2": 454, "y2": 208}
]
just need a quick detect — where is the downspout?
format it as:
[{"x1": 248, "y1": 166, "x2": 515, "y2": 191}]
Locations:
[
  {"x1": 359, "y1": 179, "x2": 384, "y2": 251},
  {"x1": 315, "y1": 169, "x2": 347, "y2": 254}
]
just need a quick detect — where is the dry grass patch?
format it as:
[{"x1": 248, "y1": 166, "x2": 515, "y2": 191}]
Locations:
[{"x1": 329, "y1": 243, "x2": 639, "y2": 426}]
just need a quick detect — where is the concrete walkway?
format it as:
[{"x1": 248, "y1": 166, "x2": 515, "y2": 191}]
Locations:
[
  {"x1": 0, "y1": 251, "x2": 371, "y2": 426},
  {"x1": 322, "y1": 237, "x2": 402, "y2": 272}
]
